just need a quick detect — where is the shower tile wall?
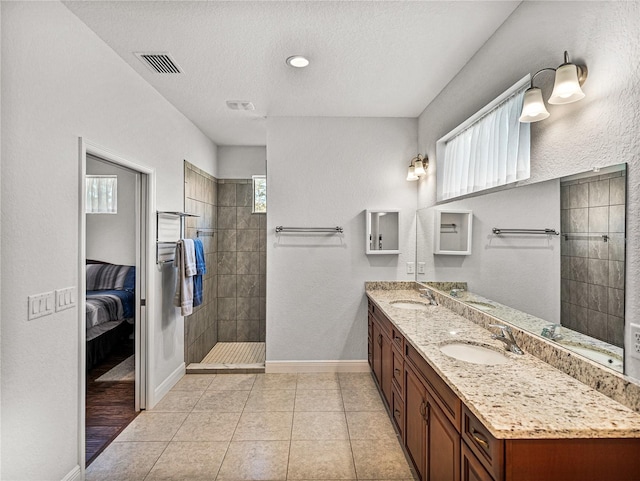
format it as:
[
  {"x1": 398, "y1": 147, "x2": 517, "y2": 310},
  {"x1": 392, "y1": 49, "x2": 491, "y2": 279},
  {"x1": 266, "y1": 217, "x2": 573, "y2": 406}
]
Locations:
[
  {"x1": 184, "y1": 162, "x2": 218, "y2": 364},
  {"x1": 217, "y1": 179, "x2": 266, "y2": 342},
  {"x1": 560, "y1": 170, "x2": 626, "y2": 347}
]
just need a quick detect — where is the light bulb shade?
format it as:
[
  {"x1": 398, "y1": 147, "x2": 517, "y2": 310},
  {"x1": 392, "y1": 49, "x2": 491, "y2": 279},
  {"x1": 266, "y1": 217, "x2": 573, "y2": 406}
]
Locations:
[
  {"x1": 414, "y1": 159, "x2": 426, "y2": 176},
  {"x1": 406, "y1": 165, "x2": 418, "y2": 181},
  {"x1": 519, "y1": 87, "x2": 550, "y2": 123},
  {"x1": 548, "y1": 64, "x2": 585, "y2": 104}
]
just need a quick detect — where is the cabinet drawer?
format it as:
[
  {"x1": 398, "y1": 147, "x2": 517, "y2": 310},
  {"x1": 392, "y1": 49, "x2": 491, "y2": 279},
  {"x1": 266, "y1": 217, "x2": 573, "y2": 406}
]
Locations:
[
  {"x1": 462, "y1": 406, "x2": 504, "y2": 481},
  {"x1": 391, "y1": 326, "x2": 404, "y2": 352},
  {"x1": 392, "y1": 348, "x2": 404, "y2": 397},
  {"x1": 392, "y1": 387, "x2": 404, "y2": 441},
  {"x1": 406, "y1": 343, "x2": 461, "y2": 431},
  {"x1": 462, "y1": 442, "x2": 495, "y2": 481}
]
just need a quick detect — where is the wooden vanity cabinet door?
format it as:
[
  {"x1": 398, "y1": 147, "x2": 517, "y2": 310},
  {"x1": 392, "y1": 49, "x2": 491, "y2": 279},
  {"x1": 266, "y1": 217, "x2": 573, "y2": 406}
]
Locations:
[
  {"x1": 371, "y1": 319, "x2": 383, "y2": 388},
  {"x1": 428, "y1": 395, "x2": 461, "y2": 481},
  {"x1": 462, "y1": 442, "x2": 494, "y2": 481},
  {"x1": 405, "y1": 362, "x2": 428, "y2": 481},
  {"x1": 380, "y1": 331, "x2": 393, "y2": 405}
]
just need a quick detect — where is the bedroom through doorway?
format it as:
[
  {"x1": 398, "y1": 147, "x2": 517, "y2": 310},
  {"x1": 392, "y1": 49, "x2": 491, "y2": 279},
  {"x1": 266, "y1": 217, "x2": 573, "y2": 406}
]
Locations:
[{"x1": 81, "y1": 146, "x2": 150, "y2": 466}]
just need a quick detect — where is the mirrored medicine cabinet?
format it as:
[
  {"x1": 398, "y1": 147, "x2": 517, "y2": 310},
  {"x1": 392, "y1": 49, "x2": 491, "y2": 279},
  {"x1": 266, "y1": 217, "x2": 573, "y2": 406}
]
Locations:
[
  {"x1": 434, "y1": 209, "x2": 473, "y2": 255},
  {"x1": 366, "y1": 210, "x2": 400, "y2": 254}
]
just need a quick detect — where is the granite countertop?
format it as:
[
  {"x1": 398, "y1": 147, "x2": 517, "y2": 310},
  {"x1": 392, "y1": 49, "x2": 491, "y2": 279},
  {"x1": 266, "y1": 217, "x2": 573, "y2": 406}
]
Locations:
[{"x1": 366, "y1": 286, "x2": 640, "y2": 439}]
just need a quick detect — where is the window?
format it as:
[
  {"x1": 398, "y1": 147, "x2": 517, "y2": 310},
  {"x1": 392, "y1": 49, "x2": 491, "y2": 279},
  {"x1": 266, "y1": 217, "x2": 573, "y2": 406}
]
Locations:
[
  {"x1": 436, "y1": 76, "x2": 531, "y2": 202},
  {"x1": 252, "y1": 175, "x2": 266, "y2": 213},
  {"x1": 85, "y1": 175, "x2": 117, "y2": 214}
]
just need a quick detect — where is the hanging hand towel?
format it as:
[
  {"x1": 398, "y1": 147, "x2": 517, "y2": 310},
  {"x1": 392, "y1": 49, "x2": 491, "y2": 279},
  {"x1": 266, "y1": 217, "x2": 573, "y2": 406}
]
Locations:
[
  {"x1": 193, "y1": 237, "x2": 206, "y2": 307},
  {"x1": 173, "y1": 240, "x2": 194, "y2": 316}
]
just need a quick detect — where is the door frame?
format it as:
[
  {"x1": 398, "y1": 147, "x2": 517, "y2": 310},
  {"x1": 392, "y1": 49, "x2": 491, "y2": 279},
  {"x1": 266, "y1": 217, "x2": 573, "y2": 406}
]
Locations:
[{"x1": 78, "y1": 138, "x2": 156, "y2": 472}]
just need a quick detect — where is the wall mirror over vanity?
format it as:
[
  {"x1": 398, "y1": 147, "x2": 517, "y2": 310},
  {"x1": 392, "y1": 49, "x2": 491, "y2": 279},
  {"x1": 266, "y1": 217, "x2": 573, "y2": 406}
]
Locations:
[{"x1": 416, "y1": 162, "x2": 627, "y2": 374}]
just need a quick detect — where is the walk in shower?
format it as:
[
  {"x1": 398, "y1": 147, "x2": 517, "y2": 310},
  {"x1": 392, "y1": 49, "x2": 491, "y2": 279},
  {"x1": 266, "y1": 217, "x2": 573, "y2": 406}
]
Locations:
[{"x1": 183, "y1": 161, "x2": 266, "y2": 373}]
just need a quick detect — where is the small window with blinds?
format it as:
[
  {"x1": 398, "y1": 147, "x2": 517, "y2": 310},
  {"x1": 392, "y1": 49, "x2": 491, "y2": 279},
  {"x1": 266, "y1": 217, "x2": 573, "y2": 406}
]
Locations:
[
  {"x1": 86, "y1": 175, "x2": 117, "y2": 214},
  {"x1": 436, "y1": 76, "x2": 531, "y2": 202}
]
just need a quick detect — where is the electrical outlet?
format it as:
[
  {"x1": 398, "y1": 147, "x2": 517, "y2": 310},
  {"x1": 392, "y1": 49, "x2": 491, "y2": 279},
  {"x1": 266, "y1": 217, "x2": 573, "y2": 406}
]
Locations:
[
  {"x1": 28, "y1": 291, "x2": 55, "y2": 320},
  {"x1": 417, "y1": 262, "x2": 426, "y2": 275},
  {"x1": 631, "y1": 324, "x2": 640, "y2": 360},
  {"x1": 406, "y1": 262, "x2": 415, "y2": 274}
]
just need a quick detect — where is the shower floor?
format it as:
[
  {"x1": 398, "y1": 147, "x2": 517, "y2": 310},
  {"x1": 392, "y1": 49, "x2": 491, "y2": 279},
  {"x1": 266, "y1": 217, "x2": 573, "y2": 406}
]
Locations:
[{"x1": 186, "y1": 342, "x2": 265, "y2": 374}]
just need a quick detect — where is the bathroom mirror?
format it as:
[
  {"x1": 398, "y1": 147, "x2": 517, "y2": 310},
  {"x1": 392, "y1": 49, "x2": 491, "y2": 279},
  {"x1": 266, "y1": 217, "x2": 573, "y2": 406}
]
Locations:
[
  {"x1": 434, "y1": 209, "x2": 473, "y2": 255},
  {"x1": 416, "y1": 163, "x2": 627, "y2": 373},
  {"x1": 366, "y1": 210, "x2": 400, "y2": 254}
]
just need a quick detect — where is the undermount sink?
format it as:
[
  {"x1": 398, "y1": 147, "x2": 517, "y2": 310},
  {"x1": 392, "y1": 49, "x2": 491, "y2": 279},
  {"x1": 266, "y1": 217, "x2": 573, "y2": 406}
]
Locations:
[
  {"x1": 464, "y1": 300, "x2": 496, "y2": 311},
  {"x1": 558, "y1": 341, "x2": 623, "y2": 370},
  {"x1": 439, "y1": 342, "x2": 510, "y2": 365},
  {"x1": 390, "y1": 300, "x2": 431, "y2": 310}
]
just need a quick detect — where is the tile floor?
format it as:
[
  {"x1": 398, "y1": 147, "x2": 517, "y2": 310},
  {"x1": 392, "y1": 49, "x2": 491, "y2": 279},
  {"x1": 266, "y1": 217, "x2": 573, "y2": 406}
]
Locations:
[{"x1": 86, "y1": 372, "x2": 416, "y2": 481}]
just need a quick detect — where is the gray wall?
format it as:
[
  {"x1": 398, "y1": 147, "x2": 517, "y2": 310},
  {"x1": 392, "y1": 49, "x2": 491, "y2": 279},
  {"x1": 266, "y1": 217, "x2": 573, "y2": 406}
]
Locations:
[
  {"x1": 86, "y1": 155, "x2": 136, "y2": 266},
  {"x1": 416, "y1": 1, "x2": 640, "y2": 378},
  {"x1": 266, "y1": 117, "x2": 418, "y2": 362}
]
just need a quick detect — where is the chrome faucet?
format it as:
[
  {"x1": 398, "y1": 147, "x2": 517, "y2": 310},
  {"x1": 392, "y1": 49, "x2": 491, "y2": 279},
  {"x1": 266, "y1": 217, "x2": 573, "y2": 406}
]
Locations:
[
  {"x1": 541, "y1": 323, "x2": 563, "y2": 341},
  {"x1": 489, "y1": 324, "x2": 524, "y2": 355},
  {"x1": 419, "y1": 289, "x2": 438, "y2": 306}
]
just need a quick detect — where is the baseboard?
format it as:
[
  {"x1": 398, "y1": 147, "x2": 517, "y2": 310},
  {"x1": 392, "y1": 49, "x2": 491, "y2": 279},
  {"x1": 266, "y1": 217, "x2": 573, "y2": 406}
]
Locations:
[
  {"x1": 61, "y1": 465, "x2": 81, "y2": 481},
  {"x1": 152, "y1": 362, "x2": 185, "y2": 408},
  {"x1": 265, "y1": 360, "x2": 370, "y2": 373}
]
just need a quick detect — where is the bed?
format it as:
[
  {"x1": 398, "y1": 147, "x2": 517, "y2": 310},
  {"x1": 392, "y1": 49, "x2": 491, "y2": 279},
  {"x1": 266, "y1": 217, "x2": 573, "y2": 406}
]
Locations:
[{"x1": 86, "y1": 261, "x2": 135, "y2": 370}]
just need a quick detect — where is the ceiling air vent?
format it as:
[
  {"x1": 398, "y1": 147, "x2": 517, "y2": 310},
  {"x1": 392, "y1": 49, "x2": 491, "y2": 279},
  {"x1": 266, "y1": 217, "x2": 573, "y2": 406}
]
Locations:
[
  {"x1": 135, "y1": 52, "x2": 182, "y2": 73},
  {"x1": 226, "y1": 100, "x2": 256, "y2": 111}
]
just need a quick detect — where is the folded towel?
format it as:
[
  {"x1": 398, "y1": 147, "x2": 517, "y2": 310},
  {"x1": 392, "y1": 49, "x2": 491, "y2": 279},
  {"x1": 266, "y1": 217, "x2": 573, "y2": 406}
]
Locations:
[
  {"x1": 194, "y1": 238, "x2": 206, "y2": 275},
  {"x1": 183, "y1": 239, "x2": 197, "y2": 277},
  {"x1": 173, "y1": 240, "x2": 194, "y2": 316},
  {"x1": 193, "y1": 238, "x2": 206, "y2": 307}
]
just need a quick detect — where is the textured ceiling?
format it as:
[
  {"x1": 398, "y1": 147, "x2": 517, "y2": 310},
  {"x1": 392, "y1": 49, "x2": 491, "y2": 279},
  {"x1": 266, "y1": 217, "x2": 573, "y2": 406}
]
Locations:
[{"x1": 63, "y1": 1, "x2": 521, "y2": 146}]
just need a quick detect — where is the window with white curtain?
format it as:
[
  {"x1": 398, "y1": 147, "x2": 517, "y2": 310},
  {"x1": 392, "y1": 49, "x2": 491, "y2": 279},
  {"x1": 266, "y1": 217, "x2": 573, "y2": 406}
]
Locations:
[
  {"x1": 436, "y1": 76, "x2": 531, "y2": 202},
  {"x1": 86, "y1": 175, "x2": 118, "y2": 214}
]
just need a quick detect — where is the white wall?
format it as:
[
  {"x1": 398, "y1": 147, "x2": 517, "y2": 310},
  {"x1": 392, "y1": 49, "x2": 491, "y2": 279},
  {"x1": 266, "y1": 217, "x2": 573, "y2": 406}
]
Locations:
[
  {"x1": 266, "y1": 117, "x2": 417, "y2": 362},
  {"x1": 417, "y1": 180, "x2": 561, "y2": 323},
  {"x1": 86, "y1": 156, "x2": 136, "y2": 265},
  {"x1": 217, "y1": 146, "x2": 266, "y2": 179},
  {"x1": 416, "y1": 1, "x2": 640, "y2": 377},
  {"x1": 1, "y1": 2, "x2": 216, "y2": 479}
]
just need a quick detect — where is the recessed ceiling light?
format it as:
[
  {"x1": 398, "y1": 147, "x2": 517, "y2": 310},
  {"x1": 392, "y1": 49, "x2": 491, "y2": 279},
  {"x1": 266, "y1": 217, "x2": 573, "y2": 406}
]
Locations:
[{"x1": 286, "y1": 55, "x2": 309, "y2": 68}]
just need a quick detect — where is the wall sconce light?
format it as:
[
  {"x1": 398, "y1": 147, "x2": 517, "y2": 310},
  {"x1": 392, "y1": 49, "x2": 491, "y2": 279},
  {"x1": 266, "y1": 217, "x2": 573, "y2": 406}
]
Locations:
[
  {"x1": 406, "y1": 154, "x2": 428, "y2": 181},
  {"x1": 519, "y1": 51, "x2": 587, "y2": 123}
]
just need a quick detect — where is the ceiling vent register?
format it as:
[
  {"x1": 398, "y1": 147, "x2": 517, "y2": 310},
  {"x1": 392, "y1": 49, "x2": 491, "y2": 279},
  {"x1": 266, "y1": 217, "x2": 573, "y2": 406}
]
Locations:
[{"x1": 135, "y1": 52, "x2": 182, "y2": 73}]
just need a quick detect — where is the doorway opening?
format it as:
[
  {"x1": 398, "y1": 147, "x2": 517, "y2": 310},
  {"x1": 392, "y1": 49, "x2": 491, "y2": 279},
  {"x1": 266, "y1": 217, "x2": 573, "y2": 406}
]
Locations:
[
  {"x1": 182, "y1": 162, "x2": 266, "y2": 374},
  {"x1": 79, "y1": 140, "x2": 152, "y2": 467}
]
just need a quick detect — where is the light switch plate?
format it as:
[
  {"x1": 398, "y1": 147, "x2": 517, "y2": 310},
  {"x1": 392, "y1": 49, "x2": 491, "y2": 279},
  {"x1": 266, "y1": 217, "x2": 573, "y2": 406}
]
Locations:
[
  {"x1": 631, "y1": 323, "x2": 640, "y2": 360},
  {"x1": 406, "y1": 262, "x2": 415, "y2": 274},
  {"x1": 28, "y1": 291, "x2": 55, "y2": 320},
  {"x1": 55, "y1": 287, "x2": 76, "y2": 312},
  {"x1": 417, "y1": 262, "x2": 426, "y2": 274}
]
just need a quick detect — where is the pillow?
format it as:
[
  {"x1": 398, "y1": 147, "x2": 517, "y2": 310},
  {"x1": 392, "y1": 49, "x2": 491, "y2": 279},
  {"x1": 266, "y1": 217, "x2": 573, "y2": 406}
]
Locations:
[
  {"x1": 123, "y1": 266, "x2": 136, "y2": 292},
  {"x1": 86, "y1": 263, "x2": 134, "y2": 291}
]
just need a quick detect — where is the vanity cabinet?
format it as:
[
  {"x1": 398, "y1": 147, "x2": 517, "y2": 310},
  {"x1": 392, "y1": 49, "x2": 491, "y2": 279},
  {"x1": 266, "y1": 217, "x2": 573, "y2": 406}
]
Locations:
[
  {"x1": 368, "y1": 301, "x2": 393, "y2": 406},
  {"x1": 406, "y1": 355, "x2": 461, "y2": 481},
  {"x1": 367, "y1": 294, "x2": 640, "y2": 481}
]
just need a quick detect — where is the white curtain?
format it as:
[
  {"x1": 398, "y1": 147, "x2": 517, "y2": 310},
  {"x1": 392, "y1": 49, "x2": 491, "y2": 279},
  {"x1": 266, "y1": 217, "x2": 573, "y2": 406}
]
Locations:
[
  {"x1": 440, "y1": 86, "x2": 529, "y2": 201},
  {"x1": 86, "y1": 175, "x2": 117, "y2": 214}
]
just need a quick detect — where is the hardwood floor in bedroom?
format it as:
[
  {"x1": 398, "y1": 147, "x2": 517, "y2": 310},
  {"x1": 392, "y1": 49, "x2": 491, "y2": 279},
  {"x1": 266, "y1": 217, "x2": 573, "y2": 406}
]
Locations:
[{"x1": 86, "y1": 339, "x2": 139, "y2": 466}]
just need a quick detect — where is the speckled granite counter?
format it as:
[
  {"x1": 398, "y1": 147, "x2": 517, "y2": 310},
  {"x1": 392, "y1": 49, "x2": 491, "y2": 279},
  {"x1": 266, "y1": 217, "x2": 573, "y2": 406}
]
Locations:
[{"x1": 366, "y1": 285, "x2": 640, "y2": 439}]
